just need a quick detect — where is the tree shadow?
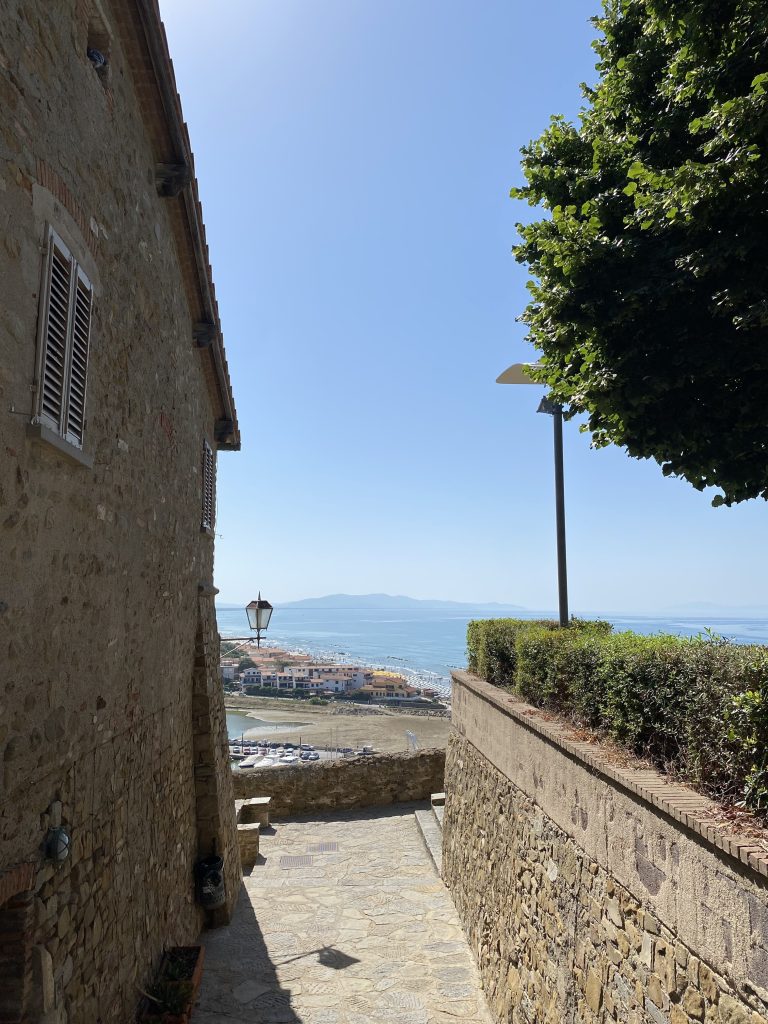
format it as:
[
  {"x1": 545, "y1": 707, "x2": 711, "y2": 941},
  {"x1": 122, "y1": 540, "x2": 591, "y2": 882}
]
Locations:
[{"x1": 277, "y1": 945, "x2": 360, "y2": 971}]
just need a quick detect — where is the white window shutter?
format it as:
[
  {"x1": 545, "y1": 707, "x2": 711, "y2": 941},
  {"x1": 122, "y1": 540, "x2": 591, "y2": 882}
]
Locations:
[
  {"x1": 40, "y1": 236, "x2": 73, "y2": 432},
  {"x1": 66, "y1": 269, "x2": 93, "y2": 446}
]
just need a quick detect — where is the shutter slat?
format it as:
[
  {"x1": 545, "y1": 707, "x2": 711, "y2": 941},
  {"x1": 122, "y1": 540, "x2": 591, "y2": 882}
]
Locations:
[
  {"x1": 48, "y1": 296, "x2": 69, "y2": 323},
  {"x1": 44, "y1": 350, "x2": 66, "y2": 373}
]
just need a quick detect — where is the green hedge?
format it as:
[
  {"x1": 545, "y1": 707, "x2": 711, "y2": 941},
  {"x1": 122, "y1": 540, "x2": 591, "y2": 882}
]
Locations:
[
  {"x1": 467, "y1": 617, "x2": 611, "y2": 686},
  {"x1": 466, "y1": 618, "x2": 768, "y2": 821}
]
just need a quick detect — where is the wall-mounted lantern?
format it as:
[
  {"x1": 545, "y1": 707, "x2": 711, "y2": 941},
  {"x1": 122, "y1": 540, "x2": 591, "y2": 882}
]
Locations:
[
  {"x1": 44, "y1": 827, "x2": 71, "y2": 864},
  {"x1": 245, "y1": 593, "x2": 273, "y2": 648}
]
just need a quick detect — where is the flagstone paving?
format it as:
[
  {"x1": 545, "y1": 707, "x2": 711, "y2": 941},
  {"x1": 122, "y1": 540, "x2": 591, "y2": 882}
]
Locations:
[{"x1": 195, "y1": 803, "x2": 492, "y2": 1024}]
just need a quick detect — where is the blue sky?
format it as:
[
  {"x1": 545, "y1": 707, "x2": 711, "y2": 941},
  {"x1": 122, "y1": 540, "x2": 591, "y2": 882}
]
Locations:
[{"x1": 160, "y1": 0, "x2": 767, "y2": 614}]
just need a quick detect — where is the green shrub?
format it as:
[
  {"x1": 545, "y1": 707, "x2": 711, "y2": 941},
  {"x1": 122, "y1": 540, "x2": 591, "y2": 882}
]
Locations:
[
  {"x1": 516, "y1": 626, "x2": 609, "y2": 728},
  {"x1": 467, "y1": 617, "x2": 611, "y2": 687},
  {"x1": 684, "y1": 642, "x2": 768, "y2": 811},
  {"x1": 467, "y1": 618, "x2": 768, "y2": 821}
]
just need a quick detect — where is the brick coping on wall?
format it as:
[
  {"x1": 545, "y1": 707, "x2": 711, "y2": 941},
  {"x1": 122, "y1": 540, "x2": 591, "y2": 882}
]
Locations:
[{"x1": 452, "y1": 670, "x2": 768, "y2": 880}]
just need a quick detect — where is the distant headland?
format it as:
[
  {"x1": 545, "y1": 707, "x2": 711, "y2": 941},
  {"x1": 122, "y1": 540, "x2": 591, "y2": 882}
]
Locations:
[
  {"x1": 266, "y1": 593, "x2": 526, "y2": 611},
  {"x1": 216, "y1": 593, "x2": 527, "y2": 611}
]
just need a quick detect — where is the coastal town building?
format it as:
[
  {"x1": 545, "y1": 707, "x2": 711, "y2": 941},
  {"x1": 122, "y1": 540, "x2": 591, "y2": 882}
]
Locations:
[
  {"x1": 0, "y1": 3, "x2": 239, "y2": 1021},
  {"x1": 229, "y1": 651, "x2": 441, "y2": 701},
  {"x1": 305, "y1": 664, "x2": 372, "y2": 688},
  {"x1": 240, "y1": 667, "x2": 349, "y2": 694},
  {"x1": 240, "y1": 668, "x2": 326, "y2": 693},
  {"x1": 358, "y1": 672, "x2": 422, "y2": 700}
]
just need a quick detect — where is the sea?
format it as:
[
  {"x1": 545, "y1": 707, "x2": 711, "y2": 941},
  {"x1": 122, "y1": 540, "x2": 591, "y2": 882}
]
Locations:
[{"x1": 216, "y1": 605, "x2": 768, "y2": 701}]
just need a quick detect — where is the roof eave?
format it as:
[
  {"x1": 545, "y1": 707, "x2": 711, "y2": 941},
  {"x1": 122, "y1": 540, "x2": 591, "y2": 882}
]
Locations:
[{"x1": 128, "y1": 0, "x2": 241, "y2": 451}]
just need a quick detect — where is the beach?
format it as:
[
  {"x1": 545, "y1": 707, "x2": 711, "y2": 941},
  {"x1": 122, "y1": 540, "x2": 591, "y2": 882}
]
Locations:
[{"x1": 225, "y1": 694, "x2": 451, "y2": 753}]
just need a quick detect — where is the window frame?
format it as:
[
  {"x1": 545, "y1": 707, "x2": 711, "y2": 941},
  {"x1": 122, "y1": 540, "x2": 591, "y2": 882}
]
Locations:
[{"x1": 33, "y1": 225, "x2": 93, "y2": 452}]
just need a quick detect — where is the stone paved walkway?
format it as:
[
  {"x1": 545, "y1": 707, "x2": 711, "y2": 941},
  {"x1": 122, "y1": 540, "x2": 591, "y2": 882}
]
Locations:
[{"x1": 195, "y1": 804, "x2": 492, "y2": 1024}]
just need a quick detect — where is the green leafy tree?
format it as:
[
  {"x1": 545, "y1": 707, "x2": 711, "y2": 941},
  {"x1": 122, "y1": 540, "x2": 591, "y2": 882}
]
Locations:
[
  {"x1": 513, "y1": 0, "x2": 768, "y2": 505},
  {"x1": 238, "y1": 657, "x2": 257, "y2": 672}
]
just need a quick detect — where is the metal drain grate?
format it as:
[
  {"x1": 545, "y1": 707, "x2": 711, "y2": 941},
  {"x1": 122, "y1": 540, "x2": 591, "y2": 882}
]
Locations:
[
  {"x1": 280, "y1": 855, "x2": 313, "y2": 869},
  {"x1": 308, "y1": 842, "x2": 339, "y2": 853}
]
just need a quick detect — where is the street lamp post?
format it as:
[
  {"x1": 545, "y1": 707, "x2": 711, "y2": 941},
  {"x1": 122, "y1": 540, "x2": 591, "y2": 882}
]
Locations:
[{"x1": 496, "y1": 363, "x2": 569, "y2": 627}]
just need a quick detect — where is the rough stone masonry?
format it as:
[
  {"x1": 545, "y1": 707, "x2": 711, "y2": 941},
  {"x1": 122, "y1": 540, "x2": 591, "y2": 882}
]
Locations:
[
  {"x1": 234, "y1": 748, "x2": 446, "y2": 818},
  {"x1": 0, "y1": 2, "x2": 239, "y2": 1021}
]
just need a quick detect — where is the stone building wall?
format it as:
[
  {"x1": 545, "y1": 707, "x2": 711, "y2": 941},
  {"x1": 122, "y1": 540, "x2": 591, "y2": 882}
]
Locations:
[
  {"x1": 443, "y1": 672, "x2": 768, "y2": 1024},
  {"x1": 234, "y1": 749, "x2": 446, "y2": 818},
  {"x1": 0, "y1": 2, "x2": 238, "y2": 1021},
  {"x1": 193, "y1": 594, "x2": 239, "y2": 927}
]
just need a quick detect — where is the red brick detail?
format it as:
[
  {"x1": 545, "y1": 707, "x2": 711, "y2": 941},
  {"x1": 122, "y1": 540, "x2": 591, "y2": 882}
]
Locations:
[
  {"x1": 34, "y1": 157, "x2": 100, "y2": 256},
  {"x1": 0, "y1": 864, "x2": 35, "y2": 910}
]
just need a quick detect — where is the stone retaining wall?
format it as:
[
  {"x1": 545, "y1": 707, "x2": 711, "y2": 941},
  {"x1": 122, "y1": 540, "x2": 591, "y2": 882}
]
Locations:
[
  {"x1": 233, "y1": 749, "x2": 445, "y2": 818},
  {"x1": 444, "y1": 671, "x2": 768, "y2": 1024}
]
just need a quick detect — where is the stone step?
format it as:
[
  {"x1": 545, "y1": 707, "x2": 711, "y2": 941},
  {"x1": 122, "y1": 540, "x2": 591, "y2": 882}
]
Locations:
[
  {"x1": 415, "y1": 809, "x2": 443, "y2": 877},
  {"x1": 431, "y1": 792, "x2": 445, "y2": 806}
]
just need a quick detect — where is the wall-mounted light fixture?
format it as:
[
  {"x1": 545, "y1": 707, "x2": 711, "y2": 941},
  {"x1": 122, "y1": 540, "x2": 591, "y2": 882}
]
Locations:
[
  {"x1": 245, "y1": 593, "x2": 273, "y2": 648},
  {"x1": 44, "y1": 827, "x2": 71, "y2": 864}
]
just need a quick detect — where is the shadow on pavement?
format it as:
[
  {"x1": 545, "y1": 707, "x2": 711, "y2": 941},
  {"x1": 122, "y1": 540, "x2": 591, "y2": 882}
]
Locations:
[{"x1": 194, "y1": 881, "x2": 303, "y2": 1024}]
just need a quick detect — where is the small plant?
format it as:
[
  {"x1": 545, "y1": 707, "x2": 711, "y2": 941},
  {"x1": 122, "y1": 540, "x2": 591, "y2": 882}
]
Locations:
[
  {"x1": 161, "y1": 949, "x2": 198, "y2": 982},
  {"x1": 145, "y1": 980, "x2": 193, "y2": 1016},
  {"x1": 139, "y1": 947, "x2": 205, "y2": 1023}
]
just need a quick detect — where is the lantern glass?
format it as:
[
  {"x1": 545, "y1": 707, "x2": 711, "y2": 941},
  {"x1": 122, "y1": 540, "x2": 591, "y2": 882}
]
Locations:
[{"x1": 246, "y1": 595, "x2": 273, "y2": 633}]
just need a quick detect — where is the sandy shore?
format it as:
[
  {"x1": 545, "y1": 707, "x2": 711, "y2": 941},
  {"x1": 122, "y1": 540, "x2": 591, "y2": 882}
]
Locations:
[{"x1": 225, "y1": 695, "x2": 450, "y2": 753}]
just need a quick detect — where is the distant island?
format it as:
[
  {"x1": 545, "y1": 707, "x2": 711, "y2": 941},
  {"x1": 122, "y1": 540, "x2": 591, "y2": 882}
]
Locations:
[
  {"x1": 216, "y1": 595, "x2": 768, "y2": 618},
  {"x1": 273, "y1": 593, "x2": 527, "y2": 611}
]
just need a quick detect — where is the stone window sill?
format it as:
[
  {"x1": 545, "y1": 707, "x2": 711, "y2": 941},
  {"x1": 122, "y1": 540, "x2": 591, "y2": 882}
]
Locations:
[{"x1": 26, "y1": 423, "x2": 93, "y2": 469}]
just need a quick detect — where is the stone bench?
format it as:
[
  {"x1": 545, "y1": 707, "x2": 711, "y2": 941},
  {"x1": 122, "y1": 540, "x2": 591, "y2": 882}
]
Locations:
[
  {"x1": 234, "y1": 798, "x2": 271, "y2": 870},
  {"x1": 235, "y1": 796, "x2": 271, "y2": 827}
]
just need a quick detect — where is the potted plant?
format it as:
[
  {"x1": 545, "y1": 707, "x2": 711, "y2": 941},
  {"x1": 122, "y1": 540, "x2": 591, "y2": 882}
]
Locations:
[{"x1": 139, "y1": 946, "x2": 205, "y2": 1023}]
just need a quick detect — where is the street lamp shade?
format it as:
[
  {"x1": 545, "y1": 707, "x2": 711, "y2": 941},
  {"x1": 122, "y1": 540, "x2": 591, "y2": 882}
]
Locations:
[
  {"x1": 246, "y1": 594, "x2": 273, "y2": 634},
  {"x1": 496, "y1": 362, "x2": 542, "y2": 386}
]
